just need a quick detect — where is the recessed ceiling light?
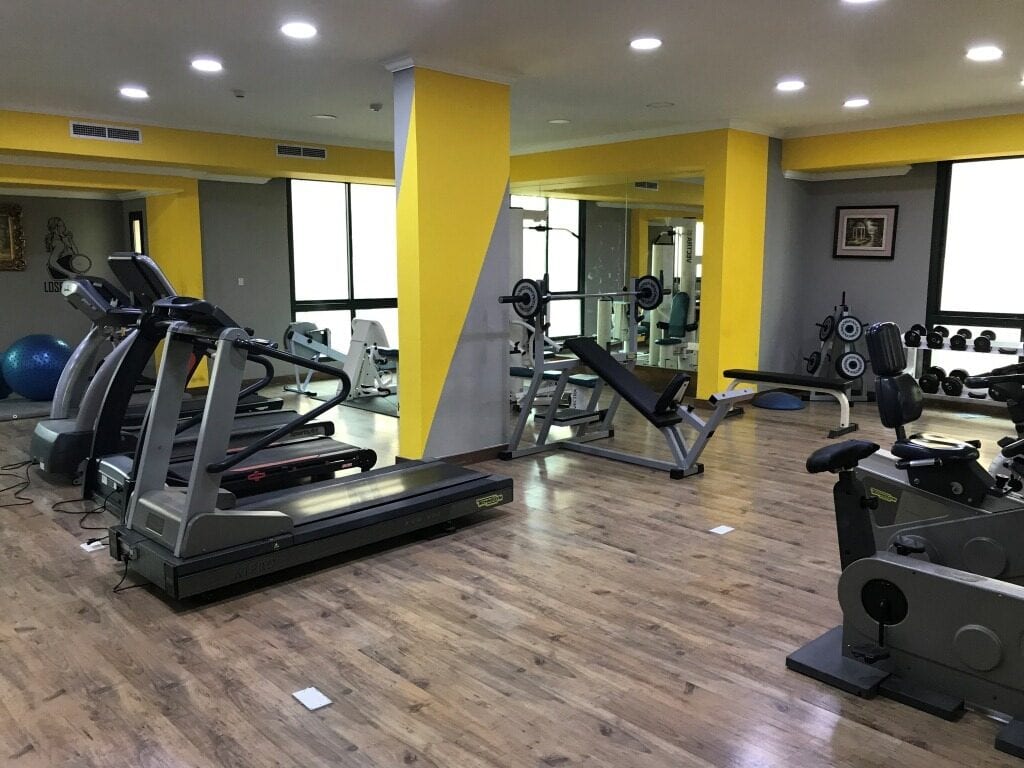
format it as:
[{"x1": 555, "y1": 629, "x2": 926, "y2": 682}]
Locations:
[
  {"x1": 548, "y1": 118, "x2": 571, "y2": 125},
  {"x1": 776, "y1": 79, "x2": 805, "y2": 92},
  {"x1": 191, "y1": 57, "x2": 223, "y2": 73},
  {"x1": 281, "y1": 21, "x2": 317, "y2": 39},
  {"x1": 630, "y1": 37, "x2": 662, "y2": 51},
  {"x1": 312, "y1": 113, "x2": 337, "y2": 120},
  {"x1": 119, "y1": 86, "x2": 149, "y2": 100},
  {"x1": 842, "y1": 0, "x2": 880, "y2": 4},
  {"x1": 966, "y1": 45, "x2": 1003, "y2": 62},
  {"x1": 844, "y1": 97, "x2": 870, "y2": 108},
  {"x1": 646, "y1": 101, "x2": 675, "y2": 108}
]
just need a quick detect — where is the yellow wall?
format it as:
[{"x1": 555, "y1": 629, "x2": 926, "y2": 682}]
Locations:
[
  {"x1": 0, "y1": 109, "x2": 393, "y2": 183},
  {"x1": 783, "y1": 113, "x2": 1024, "y2": 172}
]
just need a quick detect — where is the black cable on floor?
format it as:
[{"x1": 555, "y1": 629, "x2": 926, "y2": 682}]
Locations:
[
  {"x1": 0, "y1": 460, "x2": 34, "y2": 508},
  {"x1": 112, "y1": 556, "x2": 145, "y2": 593},
  {"x1": 51, "y1": 488, "x2": 115, "y2": 531}
]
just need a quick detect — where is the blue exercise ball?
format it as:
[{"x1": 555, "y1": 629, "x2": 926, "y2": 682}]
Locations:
[{"x1": 1, "y1": 334, "x2": 72, "y2": 401}]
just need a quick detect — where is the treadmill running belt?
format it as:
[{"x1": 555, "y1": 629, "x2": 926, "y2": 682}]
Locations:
[
  {"x1": 241, "y1": 460, "x2": 486, "y2": 524},
  {"x1": 167, "y1": 437, "x2": 376, "y2": 493}
]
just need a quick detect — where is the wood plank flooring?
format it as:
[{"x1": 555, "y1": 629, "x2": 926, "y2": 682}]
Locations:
[{"x1": 0, "y1": 392, "x2": 1020, "y2": 767}]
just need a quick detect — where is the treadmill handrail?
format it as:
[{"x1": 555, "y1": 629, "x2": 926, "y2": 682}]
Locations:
[
  {"x1": 206, "y1": 340, "x2": 352, "y2": 474},
  {"x1": 172, "y1": 354, "x2": 275, "y2": 436}
]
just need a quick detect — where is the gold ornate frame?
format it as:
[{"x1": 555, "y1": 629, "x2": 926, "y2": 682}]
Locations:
[{"x1": 0, "y1": 203, "x2": 26, "y2": 271}]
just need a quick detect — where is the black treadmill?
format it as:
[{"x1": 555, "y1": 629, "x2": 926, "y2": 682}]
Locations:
[
  {"x1": 109, "y1": 296, "x2": 513, "y2": 598},
  {"x1": 84, "y1": 254, "x2": 375, "y2": 506}
]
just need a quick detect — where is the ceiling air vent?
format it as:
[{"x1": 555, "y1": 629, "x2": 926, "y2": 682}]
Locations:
[
  {"x1": 276, "y1": 144, "x2": 327, "y2": 160},
  {"x1": 70, "y1": 121, "x2": 142, "y2": 143},
  {"x1": 634, "y1": 180, "x2": 660, "y2": 191}
]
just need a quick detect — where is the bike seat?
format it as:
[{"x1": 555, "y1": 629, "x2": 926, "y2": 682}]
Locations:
[
  {"x1": 891, "y1": 433, "x2": 980, "y2": 463},
  {"x1": 806, "y1": 440, "x2": 880, "y2": 474}
]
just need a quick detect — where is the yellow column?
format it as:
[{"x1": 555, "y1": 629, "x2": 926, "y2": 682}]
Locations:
[
  {"x1": 629, "y1": 209, "x2": 648, "y2": 279},
  {"x1": 145, "y1": 179, "x2": 206, "y2": 385},
  {"x1": 698, "y1": 131, "x2": 769, "y2": 397},
  {"x1": 392, "y1": 66, "x2": 510, "y2": 458}
]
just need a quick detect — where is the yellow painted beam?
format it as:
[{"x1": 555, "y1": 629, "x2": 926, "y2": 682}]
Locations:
[
  {"x1": 0, "y1": 109, "x2": 394, "y2": 183},
  {"x1": 699, "y1": 131, "x2": 769, "y2": 397},
  {"x1": 146, "y1": 181, "x2": 207, "y2": 386},
  {"x1": 0, "y1": 163, "x2": 185, "y2": 194},
  {"x1": 542, "y1": 180, "x2": 704, "y2": 207},
  {"x1": 783, "y1": 113, "x2": 1024, "y2": 172},
  {"x1": 511, "y1": 130, "x2": 724, "y2": 186},
  {"x1": 395, "y1": 68, "x2": 510, "y2": 457}
]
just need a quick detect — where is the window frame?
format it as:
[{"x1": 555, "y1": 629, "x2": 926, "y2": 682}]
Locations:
[
  {"x1": 287, "y1": 180, "x2": 399, "y2": 337},
  {"x1": 927, "y1": 158, "x2": 1024, "y2": 332}
]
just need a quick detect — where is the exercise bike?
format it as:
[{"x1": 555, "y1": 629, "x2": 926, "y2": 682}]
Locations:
[
  {"x1": 787, "y1": 322, "x2": 1024, "y2": 758},
  {"x1": 840, "y1": 325, "x2": 1024, "y2": 582}
]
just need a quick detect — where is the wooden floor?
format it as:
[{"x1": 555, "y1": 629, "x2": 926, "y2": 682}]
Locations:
[{"x1": 1, "y1": 392, "x2": 1021, "y2": 767}]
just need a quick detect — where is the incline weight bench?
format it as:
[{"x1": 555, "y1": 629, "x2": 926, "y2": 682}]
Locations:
[
  {"x1": 723, "y1": 368, "x2": 857, "y2": 438},
  {"x1": 503, "y1": 336, "x2": 753, "y2": 479}
]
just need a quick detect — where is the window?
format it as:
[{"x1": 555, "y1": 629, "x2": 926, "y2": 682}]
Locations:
[
  {"x1": 510, "y1": 194, "x2": 583, "y2": 337},
  {"x1": 930, "y1": 158, "x2": 1024, "y2": 328},
  {"x1": 289, "y1": 180, "x2": 398, "y2": 348}
]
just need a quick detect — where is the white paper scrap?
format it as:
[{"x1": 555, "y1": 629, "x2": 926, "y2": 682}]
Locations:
[
  {"x1": 293, "y1": 687, "x2": 332, "y2": 710},
  {"x1": 80, "y1": 541, "x2": 106, "y2": 553},
  {"x1": 709, "y1": 525, "x2": 734, "y2": 535}
]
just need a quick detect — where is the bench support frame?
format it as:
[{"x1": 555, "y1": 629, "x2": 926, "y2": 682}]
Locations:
[{"x1": 725, "y1": 376, "x2": 857, "y2": 438}]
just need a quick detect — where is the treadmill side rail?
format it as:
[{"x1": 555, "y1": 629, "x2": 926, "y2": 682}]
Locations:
[{"x1": 110, "y1": 473, "x2": 513, "y2": 598}]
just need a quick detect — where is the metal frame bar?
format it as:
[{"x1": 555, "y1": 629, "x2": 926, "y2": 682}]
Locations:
[{"x1": 726, "y1": 377, "x2": 856, "y2": 438}]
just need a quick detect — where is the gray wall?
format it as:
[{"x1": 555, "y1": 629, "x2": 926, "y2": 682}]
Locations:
[
  {"x1": 758, "y1": 150, "x2": 937, "y2": 372},
  {"x1": 198, "y1": 179, "x2": 292, "y2": 373},
  {"x1": 0, "y1": 195, "x2": 123, "y2": 350},
  {"x1": 759, "y1": 139, "x2": 810, "y2": 371},
  {"x1": 582, "y1": 202, "x2": 630, "y2": 334}
]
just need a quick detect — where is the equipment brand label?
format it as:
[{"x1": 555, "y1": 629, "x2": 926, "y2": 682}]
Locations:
[
  {"x1": 475, "y1": 494, "x2": 504, "y2": 509},
  {"x1": 869, "y1": 487, "x2": 898, "y2": 504}
]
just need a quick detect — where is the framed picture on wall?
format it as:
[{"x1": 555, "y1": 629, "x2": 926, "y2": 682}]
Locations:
[
  {"x1": 0, "y1": 203, "x2": 27, "y2": 271},
  {"x1": 833, "y1": 205, "x2": 898, "y2": 260}
]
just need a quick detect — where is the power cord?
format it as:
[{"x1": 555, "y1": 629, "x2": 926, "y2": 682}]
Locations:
[
  {"x1": 112, "y1": 555, "x2": 145, "y2": 593},
  {"x1": 0, "y1": 460, "x2": 34, "y2": 508},
  {"x1": 51, "y1": 488, "x2": 116, "y2": 531}
]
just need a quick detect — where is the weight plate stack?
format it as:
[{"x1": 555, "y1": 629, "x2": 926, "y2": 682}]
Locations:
[
  {"x1": 805, "y1": 351, "x2": 821, "y2": 374},
  {"x1": 836, "y1": 351, "x2": 866, "y2": 380},
  {"x1": 818, "y1": 315, "x2": 835, "y2": 342},
  {"x1": 837, "y1": 316, "x2": 863, "y2": 342},
  {"x1": 509, "y1": 278, "x2": 543, "y2": 321},
  {"x1": 635, "y1": 275, "x2": 664, "y2": 311}
]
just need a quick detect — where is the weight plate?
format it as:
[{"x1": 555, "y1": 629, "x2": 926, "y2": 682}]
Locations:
[
  {"x1": 981, "y1": 330, "x2": 997, "y2": 340},
  {"x1": 805, "y1": 351, "x2": 821, "y2": 374},
  {"x1": 836, "y1": 351, "x2": 866, "y2": 380},
  {"x1": 510, "y1": 278, "x2": 542, "y2": 321},
  {"x1": 818, "y1": 315, "x2": 835, "y2": 342},
  {"x1": 837, "y1": 316, "x2": 863, "y2": 342},
  {"x1": 635, "y1": 275, "x2": 664, "y2": 311}
]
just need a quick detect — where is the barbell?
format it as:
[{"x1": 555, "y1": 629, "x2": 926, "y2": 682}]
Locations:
[{"x1": 499, "y1": 275, "x2": 664, "y2": 321}]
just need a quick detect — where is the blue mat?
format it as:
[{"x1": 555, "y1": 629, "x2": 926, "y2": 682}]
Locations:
[{"x1": 752, "y1": 390, "x2": 805, "y2": 411}]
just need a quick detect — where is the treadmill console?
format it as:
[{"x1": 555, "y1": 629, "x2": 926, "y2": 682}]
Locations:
[{"x1": 153, "y1": 296, "x2": 240, "y2": 329}]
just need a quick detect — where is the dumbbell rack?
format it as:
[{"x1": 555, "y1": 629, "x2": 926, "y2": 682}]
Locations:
[
  {"x1": 803, "y1": 292, "x2": 870, "y2": 401},
  {"x1": 904, "y1": 334, "x2": 1024, "y2": 409}
]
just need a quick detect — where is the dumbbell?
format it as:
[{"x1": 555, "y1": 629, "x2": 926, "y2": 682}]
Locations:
[
  {"x1": 974, "y1": 330, "x2": 997, "y2": 353},
  {"x1": 919, "y1": 365, "x2": 946, "y2": 394},
  {"x1": 904, "y1": 323, "x2": 926, "y2": 347},
  {"x1": 941, "y1": 368, "x2": 969, "y2": 397},
  {"x1": 949, "y1": 328, "x2": 973, "y2": 351},
  {"x1": 926, "y1": 325, "x2": 950, "y2": 349},
  {"x1": 991, "y1": 387, "x2": 1009, "y2": 402}
]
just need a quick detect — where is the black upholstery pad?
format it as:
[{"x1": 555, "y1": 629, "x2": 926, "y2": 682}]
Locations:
[{"x1": 806, "y1": 440, "x2": 880, "y2": 473}]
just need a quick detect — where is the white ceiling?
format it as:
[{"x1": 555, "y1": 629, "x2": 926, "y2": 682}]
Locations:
[{"x1": 2, "y1": 0, "x2": 1023, "y2": 154}]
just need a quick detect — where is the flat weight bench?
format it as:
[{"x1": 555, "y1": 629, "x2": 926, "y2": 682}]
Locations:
[
  {"x1": 508, "y1": 337, "x2": 754, "y2": 479},
  {"x1": 510, "y1": 366, "x2": 601, "y2": 389},
  {"x1": 723, "y1": 368, "x2": 858, "y2": 439}
]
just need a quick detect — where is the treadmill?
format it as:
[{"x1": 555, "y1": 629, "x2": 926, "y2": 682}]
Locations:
[
  {"x1": 109, "y1": 297, "x2": 513, "y2": 598},
  {"x1": 80, "y1": 254, "x2": 375, "y2": 510}
]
